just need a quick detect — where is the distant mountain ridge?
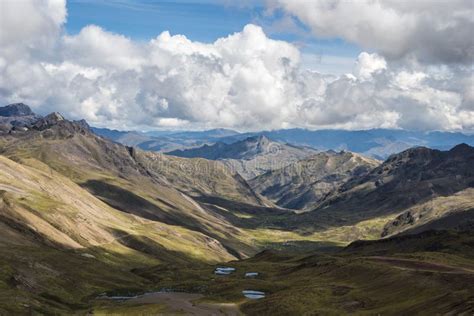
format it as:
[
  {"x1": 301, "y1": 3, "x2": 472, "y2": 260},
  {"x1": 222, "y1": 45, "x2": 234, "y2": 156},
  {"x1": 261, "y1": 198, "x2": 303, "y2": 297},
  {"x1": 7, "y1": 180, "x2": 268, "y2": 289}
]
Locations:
[
  {"x1": 92, "y1": 127, "x2": 243, "y2": 152},
  {"x1": 255, "y1": 128, "x2": 474, "y2": 159},
  {"x1": 92, "y1": 126, "x2": 474, "y2": 159},
  {"x1": 168, "y1": 135, "x2": 319, "y2": 179},
  {"x1": 168, "y1": 135, "x2": 303, "y2": 160}
]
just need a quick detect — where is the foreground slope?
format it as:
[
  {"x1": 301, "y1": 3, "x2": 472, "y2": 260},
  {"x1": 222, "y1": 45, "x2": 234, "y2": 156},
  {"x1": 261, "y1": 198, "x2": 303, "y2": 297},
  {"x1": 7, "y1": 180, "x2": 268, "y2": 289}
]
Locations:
[
  {"x1": 128, "y1": 229, "x2": 474, "y2": 315},
  {"x1": 0, "y1": 154, "x2": 238, "y2": 314},
  {"x1": 242, "y1": 230, "x2": 474, "y2": 315},
  {"x1": 0, "y1": 155, "x2": 233, "y2": 260}
]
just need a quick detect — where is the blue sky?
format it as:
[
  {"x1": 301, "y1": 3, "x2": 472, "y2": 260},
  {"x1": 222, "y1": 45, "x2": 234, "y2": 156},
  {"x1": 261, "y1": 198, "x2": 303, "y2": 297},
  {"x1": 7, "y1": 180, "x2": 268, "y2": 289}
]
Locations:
[
  {"x1": 3, "y1": 0, "x2": 472, "y2": 131},
  {"x1": 66, "y1": 0, "x2": 361, "y2": 74}
]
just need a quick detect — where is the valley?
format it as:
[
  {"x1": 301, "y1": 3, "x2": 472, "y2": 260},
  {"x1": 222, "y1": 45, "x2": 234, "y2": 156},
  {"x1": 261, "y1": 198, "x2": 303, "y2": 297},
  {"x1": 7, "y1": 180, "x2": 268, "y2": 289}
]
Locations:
[{"x1": 0, "y1": 103, "x2": 473, "y2": 314}]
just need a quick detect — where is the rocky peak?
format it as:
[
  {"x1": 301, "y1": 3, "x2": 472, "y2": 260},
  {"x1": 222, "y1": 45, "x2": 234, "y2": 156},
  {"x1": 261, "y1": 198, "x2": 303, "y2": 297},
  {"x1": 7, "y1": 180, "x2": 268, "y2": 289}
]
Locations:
[
  {"x1": 386, "y1": 146, "x2": 440, "y2": 164},
  {"x1": 0, "y1": 103, "x2": 35, "y2": 117},
  {"x1": 0, "y1": 104, "x2": 92, "y2": 137},
  {"x1": 31, "y1": 112, "x2": 91, "y2": 137},
  {"x1": 74, "y1": 119, "x2": 90, "y2": 130},
  {"x1": 246, "y1": 135, "x2": 269, "y2": 143},
  {"x1": 449, "y1": 143, "x2": 474, "y2": 156},
  {"x1": 246, "y1": 135, "x2": 272, "y2": 150},
  {"x1": 44, "y1": 112, "x2": 65, "y2": 123},
  {"x1": 256, "y1": 135, "x2": 270, "y2": 142}
]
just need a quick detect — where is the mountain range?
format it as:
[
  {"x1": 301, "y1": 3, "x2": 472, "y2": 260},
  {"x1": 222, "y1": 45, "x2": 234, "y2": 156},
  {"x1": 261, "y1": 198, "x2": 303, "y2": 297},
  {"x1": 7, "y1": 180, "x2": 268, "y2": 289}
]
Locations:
[
  {"x1": 1, "y1": 103, "x2": 473, "y2": 314},
  {"x1": 168, "y1": 135, "x2": 318, "y2": 179},
  {"x1": 93, "y1": 125, "x2": 474, "y2": 159},
  {"x1": 249, "y1": 150, "x2": 380, "y2": 210}
]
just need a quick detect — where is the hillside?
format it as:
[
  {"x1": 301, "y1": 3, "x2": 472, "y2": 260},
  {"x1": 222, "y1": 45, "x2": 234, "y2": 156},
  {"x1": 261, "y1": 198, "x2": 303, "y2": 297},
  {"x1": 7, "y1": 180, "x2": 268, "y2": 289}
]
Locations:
[
  {"x1": 381, "y1": 189, "x2": 474, "y2": 237},
  {"x1": 284, "y1": 144, "x2": 474, "y2": 238},
  {"x1": 0, "y1": 104, "x2": 286, "y2": 313},
  {"x1": 132, "y1": 229, "x2": 474, "y2": 315},
  {"x1": 328, "y1": 144, "x2": 474, "y2": 215},
  {"x1": 249, "y1": 151, "x2": 380, "y2": 210},
  {"x1": 0, "y1": 106, "x2": 285, "y2": 258},
  {"x1": 0, "y1": 153, "x2": 240, "y2": 313},
  {"x1": 168, "y1": 135, "x2": 318, "y2": 179},
  {"x1": 1, "y1": 103, "x2": 474, "y2": 314}
]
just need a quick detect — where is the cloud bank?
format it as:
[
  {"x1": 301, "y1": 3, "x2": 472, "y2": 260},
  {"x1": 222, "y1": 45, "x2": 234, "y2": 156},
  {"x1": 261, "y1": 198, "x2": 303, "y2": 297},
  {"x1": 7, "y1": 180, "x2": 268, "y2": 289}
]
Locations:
[
  {"x1": 0, "y1": 0, "x2": 473, "y2": 131},
  {"x1": 268, "y1": 0, "x2": 474, "y2": 64}
]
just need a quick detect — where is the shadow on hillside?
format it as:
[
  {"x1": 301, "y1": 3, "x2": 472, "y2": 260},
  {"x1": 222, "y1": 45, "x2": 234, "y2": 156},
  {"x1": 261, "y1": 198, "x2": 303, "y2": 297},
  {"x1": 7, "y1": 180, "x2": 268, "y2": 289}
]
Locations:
[
  {"x1": 81, "y1": 180, "x2": 181, "y2": 225},
  {"x1": 195, "y1": 195, "x2": 301, "y2": 230},
  {"x1": 256, "y1": 240, "x2": 343, "y2": 254},
  {"x1": 81, "y1": 180, "x2": 254, "y2": 259},
  {"x1": 108, "y1": 228, "x2": 209, "y2": 265}
]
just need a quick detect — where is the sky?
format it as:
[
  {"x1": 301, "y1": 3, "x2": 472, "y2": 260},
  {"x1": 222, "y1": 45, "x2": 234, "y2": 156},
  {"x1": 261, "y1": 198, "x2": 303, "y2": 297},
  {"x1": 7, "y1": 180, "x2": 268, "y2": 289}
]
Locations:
[
  {"x1": 65, "y1": 0, "x2": 361, "y2": 74},
  {"x1": 0, "y1": 0, "x2": 473, "y2": 132}
]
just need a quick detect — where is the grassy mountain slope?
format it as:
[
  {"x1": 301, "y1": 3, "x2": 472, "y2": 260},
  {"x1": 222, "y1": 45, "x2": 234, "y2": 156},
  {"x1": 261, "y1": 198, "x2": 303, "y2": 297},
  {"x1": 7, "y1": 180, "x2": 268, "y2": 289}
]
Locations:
[
  {"x1": 0, "y1": 115, "x2": 285, "y2": 254},
  {"x1": 0, "y1": 154, "x2": 241, "y2": 313},
  {"x1": 1, "y1": 104, "x2": 474, "y2": 314},
  {"x1": 129, "y1": 229, "x2": 474, "y2": 315},
  {"x1": 135, "y1": 150, "x2": 270, "y2": 206},
  {"x1": 382, "y1": 188, "x2": 474, "y2": 237},
  {"x1": 0, "y1": 155, "x2": 233, "y2": 260},
  {"x1": 288, "y1": 144, "x2": 474, "y2": 234}
]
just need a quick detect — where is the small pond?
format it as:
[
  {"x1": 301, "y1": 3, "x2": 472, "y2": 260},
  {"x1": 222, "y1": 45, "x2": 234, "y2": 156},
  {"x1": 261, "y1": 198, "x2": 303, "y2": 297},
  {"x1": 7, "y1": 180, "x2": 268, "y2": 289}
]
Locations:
[
  {"x1": 214, "y1": 267, "x2": 236, "y2": 275},
  {"x1": 242, "y1": 290, "x2": 265, "y2": 299}
]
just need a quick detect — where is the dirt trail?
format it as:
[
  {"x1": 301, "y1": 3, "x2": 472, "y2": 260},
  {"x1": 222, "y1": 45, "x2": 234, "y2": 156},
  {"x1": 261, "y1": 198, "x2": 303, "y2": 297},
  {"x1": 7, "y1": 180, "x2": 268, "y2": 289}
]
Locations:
[
  {"x1": 367, "y1": 256, "x2": 474, "y2": 274},
  {"x1": 126, "y1": 292, "x2": 241, "y2": 316}
]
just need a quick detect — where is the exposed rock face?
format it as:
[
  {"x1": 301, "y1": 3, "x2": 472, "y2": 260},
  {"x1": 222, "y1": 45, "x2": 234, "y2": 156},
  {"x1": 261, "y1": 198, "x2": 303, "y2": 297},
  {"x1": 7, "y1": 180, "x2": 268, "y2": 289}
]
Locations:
[
  {"x1": 0, "y1": 104, "x2": 91, "y2": 137},
  {"x1": 0, "y1": 103, "x2": 41, "y2": 130},
  {"x1": 168, "y1": 135, "x2": 280, "y2": 160},
  {"x1": 168, "y1": 135, "x2": 318, "y2": 179},
  {"x1": 249, "y1": 151, "x2": 380, "y2": 210},
  {"x1": 0, "y1": 103, "x2": 34, "y2": 117},
  {"x1": 45, "y1": 112, "x2": 64, "y2": 122}
]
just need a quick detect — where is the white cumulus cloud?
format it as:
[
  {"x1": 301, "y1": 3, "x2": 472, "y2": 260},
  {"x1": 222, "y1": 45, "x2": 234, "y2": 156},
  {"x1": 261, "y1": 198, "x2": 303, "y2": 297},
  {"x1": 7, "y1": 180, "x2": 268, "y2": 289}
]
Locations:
[
  {"x1": 0, "y1": 0, "x2": 473, "y2": 132},
  {"x1": 268, "y1": 0, "x2": 474, "y2": 64}
]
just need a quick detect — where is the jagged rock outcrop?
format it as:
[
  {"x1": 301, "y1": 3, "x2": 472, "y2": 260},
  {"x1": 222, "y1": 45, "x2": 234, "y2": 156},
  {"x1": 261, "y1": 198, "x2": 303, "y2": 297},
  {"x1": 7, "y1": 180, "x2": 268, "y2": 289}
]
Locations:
[
  {"x1": 0, "y1": 103, "x2": 41, "y2": 130},
  {"x1": 0, "y1": 103, "x2": 34, "y2": 117}
]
